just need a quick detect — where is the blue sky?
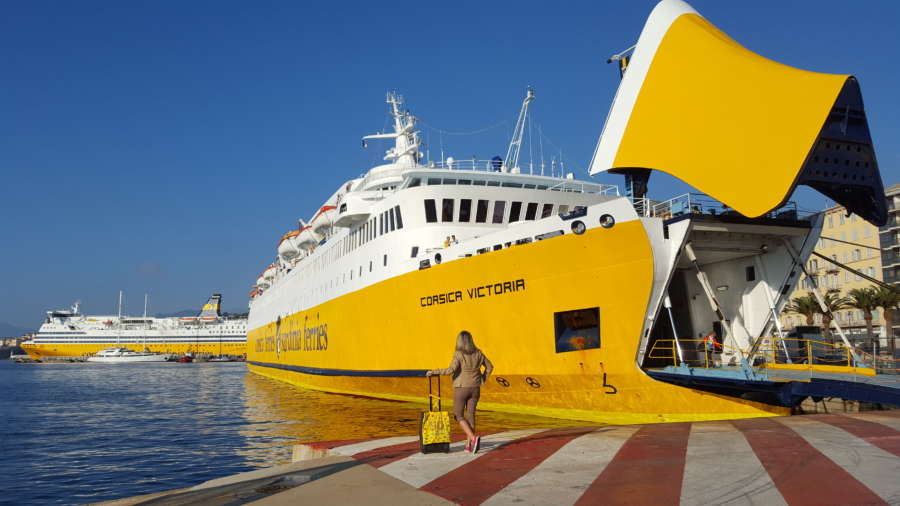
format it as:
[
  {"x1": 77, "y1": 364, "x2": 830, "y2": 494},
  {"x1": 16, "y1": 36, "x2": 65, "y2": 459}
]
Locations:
[{"x1": 1, "y1": 0, "x2": 898, "y2": 329}]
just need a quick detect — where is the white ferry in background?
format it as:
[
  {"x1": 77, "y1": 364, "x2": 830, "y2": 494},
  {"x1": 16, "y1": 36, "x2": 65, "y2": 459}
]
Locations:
[
  {"x1": 21, "y1": 294, "x2": 247, "y2": 359},
  {"x1": 248, "y1": 0, "x2": 886, "y2": 423}
]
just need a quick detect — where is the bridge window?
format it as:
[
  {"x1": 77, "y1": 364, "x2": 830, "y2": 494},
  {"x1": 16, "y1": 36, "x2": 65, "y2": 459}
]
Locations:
[
  {"x1": 394, "y1": 206, "x2": 403, "y2": 229},
  {"x1": 424, "y1": 200, "x2": 437, "y2": 223},
  {"x1": 492, "y1": 201, "x2": 506, "y2": 224},
  {"x1": 442, "y1": 199, "x2": 454, "y2": 222},
  {"x1": 476, "y1": 200, "x2": 489, "y2": 223},
  {"x1": 389, "y1": 208, "x2": 396, "y2": 231},
  {"x1": 509, "y1": 202, "x2": 522, "y2": 223},
  {"x1": 554, "y1": 307, "x2": 600, "y2": 353},
  {"x1": 541, "y1": 203, "x2": 553, "y2": 219},
  {"x1": 525, "y1": 202, "x2": 538, "y2": 220},
  {"x1": 459, "y1": 199, "x2": 472, "y2": 222}
]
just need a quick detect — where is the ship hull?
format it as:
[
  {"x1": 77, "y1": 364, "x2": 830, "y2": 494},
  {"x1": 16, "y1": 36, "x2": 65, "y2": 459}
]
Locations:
[
  {"x1": 247, "y1": 220, "x2": 787, "y2": 424},
  {"x1": 21, "y1": 341, "x2": 245, "y2": 359}
]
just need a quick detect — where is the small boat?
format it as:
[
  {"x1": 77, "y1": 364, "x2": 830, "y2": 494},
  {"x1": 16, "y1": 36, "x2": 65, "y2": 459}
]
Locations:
[
  {"x1": 208, "y1": 356, "x2": 233, "y2": 362},
  {"x1": 176, "y1": 354, "x2": 194, "y2": 363},
  {"x1": 87, "y1": 347, "x2": 168, "y2": 363}
]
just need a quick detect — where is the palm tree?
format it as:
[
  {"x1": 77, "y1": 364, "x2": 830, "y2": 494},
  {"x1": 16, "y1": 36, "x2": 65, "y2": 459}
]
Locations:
[
  {"x1": 874, "y1": 285, "x2": 900, "y2": 356},
  {"x1": 817, "y1": 292, "x2": 850, "y2": 344},
  {"x1": 847, "y1": 287, "x2": 879, "y2": 351},
  {"x1": 785, "y1": 294, "x2": 819, "y2": 326}
]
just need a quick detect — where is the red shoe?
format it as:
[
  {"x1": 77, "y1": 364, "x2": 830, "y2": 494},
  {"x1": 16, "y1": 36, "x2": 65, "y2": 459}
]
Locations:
[{"x1": 464, "y1": 440, "x2": 471, "y2": 452}]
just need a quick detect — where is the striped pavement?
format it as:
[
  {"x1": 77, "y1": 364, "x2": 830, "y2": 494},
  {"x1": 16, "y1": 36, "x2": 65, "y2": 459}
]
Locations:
[{"x1": 310, "y1": 411, "x2": 900, "y2": 505}]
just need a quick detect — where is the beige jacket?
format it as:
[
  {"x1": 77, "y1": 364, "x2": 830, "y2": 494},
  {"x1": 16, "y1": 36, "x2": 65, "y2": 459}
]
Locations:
[{"x1": 432, "y1": 349, "x2": 493, "y2": 388}]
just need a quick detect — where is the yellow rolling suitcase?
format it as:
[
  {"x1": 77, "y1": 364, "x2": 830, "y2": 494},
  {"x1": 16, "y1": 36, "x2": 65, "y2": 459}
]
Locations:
[{"x1": 418, "y1": 375, "x2": 451, "y2": 453}]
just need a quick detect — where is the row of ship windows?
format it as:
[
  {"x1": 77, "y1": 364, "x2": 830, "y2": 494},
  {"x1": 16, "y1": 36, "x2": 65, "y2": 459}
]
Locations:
[
  {"x1": 284, "y1": 209, "x2": 403, "y2": 291},
  {"x1": 424, "y1": 199, "x2": 570, "y2": 225},
  {"x1": 336, "y1": 206, "x2": 404, "y2": 259},
  {"x1": 410, "y1": 177, "x2": 555, "y2": 190}
]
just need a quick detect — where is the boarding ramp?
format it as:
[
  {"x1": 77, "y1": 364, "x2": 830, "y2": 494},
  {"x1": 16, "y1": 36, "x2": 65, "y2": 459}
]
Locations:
[{"x1": 645, "y1": 337, "x2": 900, "y2": 407}]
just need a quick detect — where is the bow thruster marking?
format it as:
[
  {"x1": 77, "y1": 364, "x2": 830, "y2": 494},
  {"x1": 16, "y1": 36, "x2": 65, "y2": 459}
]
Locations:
[
  {"x1": 602, "y1": 373, "x2": 617, "y2": 394},
  {"x1": 495, "y1": 377, "x2": 510, "y2": 387},
  {"x1": 525, "y1": 377, "x2": 541, "y2": 389}
]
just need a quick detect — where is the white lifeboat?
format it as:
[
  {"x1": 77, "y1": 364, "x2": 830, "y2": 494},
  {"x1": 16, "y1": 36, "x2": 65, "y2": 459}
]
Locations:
[
  {"x1": 277, "y1": 230, "x2": 301, "y2": 262},
  {"x1": 311, "y1": 205, "x2": 337, "y2": 237},
  {"x1": 262, "y1": 265, "x2": 277, "y2": 281},
  {"x1": 333, "y1": 192, "x2": 372, "y2": 228},
  {"x1": 297, "y1": 225, "x2": 318, "y2": 250},
  {"x1": 256, "y1": 274, "x2": 269, "y2": 290}
]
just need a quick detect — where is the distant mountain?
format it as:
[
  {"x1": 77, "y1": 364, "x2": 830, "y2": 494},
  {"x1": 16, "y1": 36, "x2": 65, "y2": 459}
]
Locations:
[
  {"x1": 154, "y1": 309, "x2": 246, "y2": 318},
  {"x1": 0, "y1": 322, "x2": 32, "y2": 337},
  {"x1": 154, "y1": 309, "x2": 196, "y2": 318}
]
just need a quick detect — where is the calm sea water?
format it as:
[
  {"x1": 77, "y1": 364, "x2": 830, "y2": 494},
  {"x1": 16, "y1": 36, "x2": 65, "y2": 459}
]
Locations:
[{"x1": 0, "y1": 360, "x2": 576, "y2": 505}]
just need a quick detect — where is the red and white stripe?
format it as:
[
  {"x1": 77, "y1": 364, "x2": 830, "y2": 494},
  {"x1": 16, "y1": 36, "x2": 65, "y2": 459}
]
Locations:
[{"x1": 315, "y1": 412, "x2": 900, "y2": 505}]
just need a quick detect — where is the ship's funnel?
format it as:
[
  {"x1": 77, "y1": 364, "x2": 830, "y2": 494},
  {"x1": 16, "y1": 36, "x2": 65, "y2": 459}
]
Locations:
[
  {"x1": 590, "y1": 0, "x2": 886, "y2": 226},
  {"x1": 199, "y1": 293, "x2": 222, "y2": 319}
]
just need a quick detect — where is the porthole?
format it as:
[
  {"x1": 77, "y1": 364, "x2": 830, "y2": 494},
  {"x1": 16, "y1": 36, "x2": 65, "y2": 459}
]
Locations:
[
  {"x1": 599, "y1": 214, "x2": 615, "y2": 229},
  {"x1": 434, "y1": 253, "x2": 442, "y2": 264},
  {"x1": 571, "y1": 220, "x2": 586, "y2": 235}
]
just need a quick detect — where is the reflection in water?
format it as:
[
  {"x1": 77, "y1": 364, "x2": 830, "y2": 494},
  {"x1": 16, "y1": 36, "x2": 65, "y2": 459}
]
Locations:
[
  {"x1": 240, "y1": 372, "x2": 593, "y2": 466},
  {"x1": 1, "y1": 360, "x2": 598, "y2": 504}
]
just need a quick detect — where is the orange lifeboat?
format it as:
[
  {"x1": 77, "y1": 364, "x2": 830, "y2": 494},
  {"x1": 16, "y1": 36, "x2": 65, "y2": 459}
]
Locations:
[
  {"x1": 297, "y1": 225, "x2": 318, "y2": 250},
  {"x1": 277, "y1": 229, "x2": 301, "y2": 262},
  {"x1": 311, "y1": 205, "x2": 337, "y2": 237}
]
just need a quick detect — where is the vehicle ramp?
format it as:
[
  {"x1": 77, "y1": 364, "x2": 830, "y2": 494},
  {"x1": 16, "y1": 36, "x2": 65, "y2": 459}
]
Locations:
[{"x1": 645, "y1": 337, "x2": 900, "y2": 407}]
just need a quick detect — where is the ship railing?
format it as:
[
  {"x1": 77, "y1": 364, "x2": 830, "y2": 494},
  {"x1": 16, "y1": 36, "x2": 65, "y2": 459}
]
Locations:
[
  {"x1": 648, "y1": 337, "x2": 893, "y2": 377},
  {"x1": 631, "y1": 193, "x2": 807, "y2": 221},
  {"x1": 428, "y1": 159, "x2": 512, "y2": 172},
  {"x1": 851, "y1": 347, "x2": 900, "y2": 375},
  {"x1": 418, "y1": 159, "x2": 619, "y2": 195},
  {"x1": 357, "y1": 166, "x2": 407, "y2": 190}
]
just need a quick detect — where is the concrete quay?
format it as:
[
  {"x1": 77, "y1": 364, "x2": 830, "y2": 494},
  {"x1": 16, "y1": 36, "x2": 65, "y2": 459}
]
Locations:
[{"x1": 100, "y1": 411, "x2": 900, "y2": 506}]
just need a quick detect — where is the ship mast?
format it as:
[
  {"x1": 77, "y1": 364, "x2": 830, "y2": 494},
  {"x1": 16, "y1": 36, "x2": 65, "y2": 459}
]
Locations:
[
  {"x1": 117, "y1": 290, "x2": 123, "y2": 346},
  {"x1": 504, "y1": 87, "x2": 535, "y2": 173},
  {"x1": 362, "y1": 92, "x2": 421, "y2": 168}
]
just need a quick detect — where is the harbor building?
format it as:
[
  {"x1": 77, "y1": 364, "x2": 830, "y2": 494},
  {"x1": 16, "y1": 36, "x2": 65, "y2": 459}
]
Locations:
[
  {"x1": 781, "y1": 202, "x2": 887, "y2": 347},
  {"x1": 880, "y1": 184, "x2": 900, "y2": 288},
  {"x1": 880, "y1": 183, "x2": 900, "y2": 338}
]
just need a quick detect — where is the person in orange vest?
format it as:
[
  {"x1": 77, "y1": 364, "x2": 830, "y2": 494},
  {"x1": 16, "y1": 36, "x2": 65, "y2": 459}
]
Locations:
[{"x1": 702, "y1": 331, "x2": 722, "y2": 367}]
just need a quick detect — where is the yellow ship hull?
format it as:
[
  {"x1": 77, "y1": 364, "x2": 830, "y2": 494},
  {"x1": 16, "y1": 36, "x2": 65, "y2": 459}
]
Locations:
[
  {"x1": 247, "y1": 221, "x2": 787, "y2": 424},
  {"x1": 21, "y1": 341, "x2": 245, "y2": 359}
]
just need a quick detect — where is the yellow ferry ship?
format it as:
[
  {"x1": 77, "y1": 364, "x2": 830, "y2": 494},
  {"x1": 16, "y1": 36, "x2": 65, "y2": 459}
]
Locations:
[
  {"x1": 246, "y1": 0, "x2": 887, "y2": 423},
  {"x1": 22, "y1": 294, "x2": 246, "y2": 359}
]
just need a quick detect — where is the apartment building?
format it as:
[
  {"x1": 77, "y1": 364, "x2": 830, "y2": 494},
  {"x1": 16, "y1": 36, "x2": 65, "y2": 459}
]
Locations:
[
  {"x1": 881, "y1": 183, "x2": 900, "y2": 287},
  {"x1": 781, "y1": 204, "x2": 884, "y2": 346}
]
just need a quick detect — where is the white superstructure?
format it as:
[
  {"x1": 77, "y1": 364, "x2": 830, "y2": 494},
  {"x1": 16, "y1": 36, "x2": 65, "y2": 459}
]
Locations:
[{"x1": 249, "y1": 91, "x2": 621, "y2": 326}]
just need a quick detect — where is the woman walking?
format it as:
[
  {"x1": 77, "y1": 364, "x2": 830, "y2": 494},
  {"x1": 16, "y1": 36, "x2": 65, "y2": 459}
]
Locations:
[{"x1": 426, "y1": 330, "x2": 493, "y2": 453}]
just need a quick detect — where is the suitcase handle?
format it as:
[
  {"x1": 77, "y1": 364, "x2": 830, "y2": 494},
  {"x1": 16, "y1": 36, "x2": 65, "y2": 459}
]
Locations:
[{"x1": 428, "y1": 375, "x2": 441, "y2": 412}]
